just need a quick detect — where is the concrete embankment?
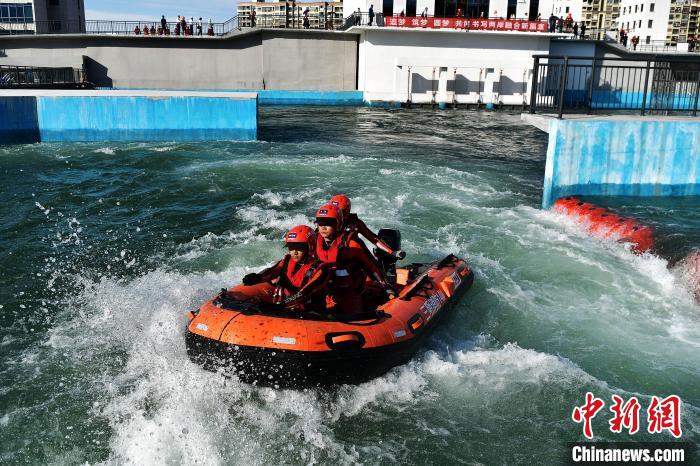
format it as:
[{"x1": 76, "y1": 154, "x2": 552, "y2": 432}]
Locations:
[
  {"x1": 0, "y1": 90, "x2": 258, "y2": 143},
  {"x1": 522, "y1": 115, "x2": 700, "y2": 208},
  {"x1": 0, "y1": 30, "x2": 358, "y2": 92}
]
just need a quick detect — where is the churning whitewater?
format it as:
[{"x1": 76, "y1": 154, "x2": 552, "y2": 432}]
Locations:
[{"x1": 0, "y1": 108, "x2": 698, "y2": 464}]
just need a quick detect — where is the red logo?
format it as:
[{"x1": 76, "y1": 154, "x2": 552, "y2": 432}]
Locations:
[
  {"x1": 647, "y1": 395, "x2": 682, "y2": 438},
  {"x1": 609, "y1": 395, "x2": 641, "y2": 434},
  {"x1": 572, "y1": 393, "x2": 683, "y2": 439},
  {"x1": 572, "y1": 392, "x2": 605, "y2": 439}
]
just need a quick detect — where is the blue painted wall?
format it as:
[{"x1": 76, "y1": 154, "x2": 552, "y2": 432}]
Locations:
[
  {"x1": 560, "y1": 90, "x2": 700, "y2": 111},
  {"x1": 542, "y1": 119, "x2": 700, "y2": 208},
  {"x1": 0, "y1": 97, "x2": 39, "y2": 143},
  {"x1": 35, "y1": 96, "x2": 257, "y2": 142},
  {"x1": 0, "y1": 94, "x2": 257, "y2": 144}
]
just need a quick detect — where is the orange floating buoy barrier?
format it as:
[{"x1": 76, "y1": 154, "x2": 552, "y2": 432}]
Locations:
[{"x1": 552, "y1": 197, "x2": 655, "y2": 254}]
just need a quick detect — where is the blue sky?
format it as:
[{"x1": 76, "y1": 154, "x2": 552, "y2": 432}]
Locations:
[{"x1": 85, "y1": 0, "x2": 237, "y2": 22}]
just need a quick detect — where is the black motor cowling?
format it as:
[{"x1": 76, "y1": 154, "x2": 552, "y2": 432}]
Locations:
[{"x1": 374, "y1": 229, "x2": 401, "y2": 278}]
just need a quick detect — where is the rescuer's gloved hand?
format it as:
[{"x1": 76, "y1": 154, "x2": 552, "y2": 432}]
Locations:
[
  {"x1": 385, "y1": 287, "x2": 397, "y2": 300},
  {"x1": 242, "y1": 273, "x2": 262, "y2": 286},
  {"x1": 395, "y1": 250, "x2": 407, "y2": 260}
]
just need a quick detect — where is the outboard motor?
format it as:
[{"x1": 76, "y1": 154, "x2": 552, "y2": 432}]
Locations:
[{"x1": 374, "y1": 229, "x2": 401, "y2": 279}]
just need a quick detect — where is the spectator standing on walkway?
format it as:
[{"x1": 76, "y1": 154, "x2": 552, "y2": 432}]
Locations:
[
  {"x1": 565, "y1": 12, "x2": 573, "y2": 29},
  {"x1": 180, "y1": 15, "x2": 187, "y2": 35},
  {"x1": 175, "y1": 16, "x2": 181, "y2": 35},
  {"x1": 548, "y1": 14, "x2": 556, "y2": 33},
  {"x1": 632, "y1": 35, "x2": 639, "y2": 50},
  {"x1": 251, "y1": 9, "x2": 257, "y2": 27},
  {"x1": 197, "y1": 18, "x2": 203, "y2": 35},
  {"x1": 573, "y1": 22, "x2": 578, "y2": 38},
  {"x1": 421, "y1": 7, "x2": 428, "y2": 18},
  {"x1": 557, "y1": 17, "x2": 563, "y2": 33},
  {"x1": 208, "y1": 18, "x2": 214, "y2": 35},
  {"x1": 368, "y1": 5, "x2": 374, "y2": 26},
  {"x1": 161, "y1": 15, "x2": 167, "y2": 32},
  {"x1": 580, "y1": 22, "x2": 586, "y2": 39}
]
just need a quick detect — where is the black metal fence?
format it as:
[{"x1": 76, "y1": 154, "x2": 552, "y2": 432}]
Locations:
[
  {"x1": 529, "y1": 55, "x2": 700, "y2": 117},
  {"x1": 0, "y1": 19, "x2": 240, "y2": 36},
  {"x1": 0, "y1": 66, "x2": 88, "y2": 88}
]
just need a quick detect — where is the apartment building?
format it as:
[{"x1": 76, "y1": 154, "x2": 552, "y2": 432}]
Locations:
[
  {"x1": 546, "y1": 0, "x2": 620, "y2": 37},
  {"x1": 237, "y1": 1, "x2": 344, "y2": 29},
  {"x1": 616, "y1": 0, "x2": 700, "y2": 45},
  {"x1": 0, "y1": 0, "x2": 85, "y2": 34}
]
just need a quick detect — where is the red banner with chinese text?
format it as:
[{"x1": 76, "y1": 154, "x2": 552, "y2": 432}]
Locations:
[{"x1": 384, "y1": 16, "x2": 549, "y2": 33}]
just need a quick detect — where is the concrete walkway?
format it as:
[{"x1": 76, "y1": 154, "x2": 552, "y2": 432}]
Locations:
[{"x1": 521, "y1": 112, "x2": 700, "y2": 133}]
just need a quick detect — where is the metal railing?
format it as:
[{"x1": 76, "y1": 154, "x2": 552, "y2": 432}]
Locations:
[
  {"x1": 529, "y1": 55, "x2": 700, "y2": 117},
  {"x1": 0, "y1": 13, "x2": 354, "y2": 35},
  {"x1": 619, "y1": 40, "x2": 700, "y2": 54},
  {"x1": 0, "y1": 19, "x2": 240, "y2": 36},
  {"x1": 556, "y1": 29, "x2": 700, "y2": 55},
  {"x1": 0, "y1": 65, "x2": 89, "y2": 88},
  {"x1": 565, "y1": 27, "x2": 618, "y2": 41}
]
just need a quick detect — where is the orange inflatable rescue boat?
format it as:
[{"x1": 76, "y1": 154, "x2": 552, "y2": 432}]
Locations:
[{"x1": 186, "y1": 247, "x2": 474, "y2": 387}]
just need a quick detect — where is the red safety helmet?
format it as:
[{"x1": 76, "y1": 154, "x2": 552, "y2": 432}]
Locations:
[
  {"x1": 330, "y1": 194, "x2": 351, "y2": 216},
  {"x1": 315, "y1": 203, "x2": 344, "y2": 229},
  {"x1": 284, "y1": 225, "x2": 315, "y2": 252}
]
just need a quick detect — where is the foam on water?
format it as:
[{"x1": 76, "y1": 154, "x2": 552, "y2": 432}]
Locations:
[
  {"x1": 41, "y1": 259, "x2": 698, "y2": 464},
  {"x1": 95, "y1": 148, "x2": 116, "y2": 155}
]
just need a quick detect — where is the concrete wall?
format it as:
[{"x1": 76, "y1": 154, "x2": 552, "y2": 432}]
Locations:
[
  {"x1": 261, "y1": 31, "x2": 358, "y2": 90},
  {"x1": 358, "y1": 28, "x2": 558, "y2": 105},
  {"x1": 0, "y1": 90, "x2": 258, "y2": 143},
  {"x1": 542, "y1": 118, "x2": 700, "y2": 208},
  {"x1": 0, "y1": 30, "x2": 358, "y2": 91}
]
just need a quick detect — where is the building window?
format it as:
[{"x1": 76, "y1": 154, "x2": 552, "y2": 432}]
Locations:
[
  {"x1": 640, "y1": 4, "x2": 643, "y2": 11},
  {"x1": 646, "y1": 35, "x2": 650, "y2": 43},
  {"x1": 0, "y1": 3, "x2": 33, "y2": 23},
  {"x1": 650, "y1": 3, "x2": 654, "y2": 12},
  {"x1": 634, "y1": 5, "x2": 637, "y2": 12},
  {"x1": 566, "y1": 6, "x2": 569, "y2": 12},
  {"x1": 648, "y1": 19, "x2": 653, "y2": 27},
  {"x1": 50, "y1": 0, "x2": 59, "y2": 5}
]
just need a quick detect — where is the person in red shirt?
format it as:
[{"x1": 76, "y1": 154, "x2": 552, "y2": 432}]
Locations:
[
  {"x1": 315, "y1": 203, "x2": 395, "y2": 314},
  {"x1": 242, "y1": 225, "x2": 328, "y2": 311},
  {"x1": 329, "y1": 194, "x2": 406, "y2": 260}
]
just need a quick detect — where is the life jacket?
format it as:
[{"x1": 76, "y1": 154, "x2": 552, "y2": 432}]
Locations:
[
  {"x1": 273, "y1": 255, "x2": 323, "y2": 305},
  {"x1": 316, "y1": 231, "x2": 366, "y2": 292}
]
